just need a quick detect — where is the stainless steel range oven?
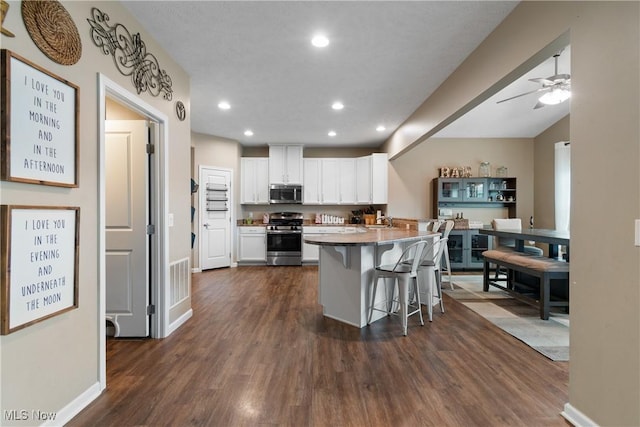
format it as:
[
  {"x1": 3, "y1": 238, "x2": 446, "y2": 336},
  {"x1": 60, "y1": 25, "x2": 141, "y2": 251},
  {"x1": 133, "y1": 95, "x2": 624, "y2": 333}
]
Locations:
[{"x1": 266, "y1": 212, "x2": 303, "y2": 266}]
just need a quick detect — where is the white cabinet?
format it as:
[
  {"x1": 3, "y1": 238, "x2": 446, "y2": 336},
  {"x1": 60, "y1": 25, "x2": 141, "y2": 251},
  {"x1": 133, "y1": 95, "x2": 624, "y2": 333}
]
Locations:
[
  {"x1": 269, "y1": 145, "x2": 303, "y2": 184},
  {"x1": 339, "y1": 158, "x2": 357, "y2": 204},
  {"x1": 241, "y1": 157, "x2": 269, "y2": 204},
  {"x1": 356, "y1": 153, "x2": 388, "y2": 204},
  {"x1": 237, "y1": 227, "x2": 266, "y2": 262},
  {"x1": 302, "y1": 228, "x2": 321, "y2": 262},
  {"x1": 371, "y1": 153, "x2": 388, "y2": 204},
  {"x1": 320, "y1": 159, "x2": 340, "y2": 204},
  {"x1": 356, "y1": 156, "x2": 372, "y2": 203},
  {"x1": 303, "y1": 158, "x2": 321, "y2": 204},
  {"x1": 303, "y1": 158, "x2": 358, "y2": 205},
  {"x1": 303, "y1": 226, "x2": 357, "y2": 262}
]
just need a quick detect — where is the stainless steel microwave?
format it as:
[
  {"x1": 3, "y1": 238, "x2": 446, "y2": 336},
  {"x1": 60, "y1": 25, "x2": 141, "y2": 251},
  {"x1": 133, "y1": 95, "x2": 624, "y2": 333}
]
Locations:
[{"x1": 269, "y1": 184, "x2": 302, "y2": 204}]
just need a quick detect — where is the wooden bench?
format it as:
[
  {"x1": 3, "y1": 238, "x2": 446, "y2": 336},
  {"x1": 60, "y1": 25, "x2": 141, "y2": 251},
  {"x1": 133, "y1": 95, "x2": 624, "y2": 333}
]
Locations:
[{"x1": 482, "y1": 249, "x2": 570, "y2": 320}]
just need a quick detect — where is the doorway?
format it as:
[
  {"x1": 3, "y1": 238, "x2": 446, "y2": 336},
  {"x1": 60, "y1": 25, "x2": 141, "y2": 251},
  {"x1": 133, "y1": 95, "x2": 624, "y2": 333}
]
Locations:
[
  {"x1": 105, "y1": 119, "x2": 152, "y2": 337},
  {"x1": 98, "y1": 74, "x2": 169, "y2": 389},
  {"x1": 199, "y1": 166, "x2": 232, "y2": 270}
]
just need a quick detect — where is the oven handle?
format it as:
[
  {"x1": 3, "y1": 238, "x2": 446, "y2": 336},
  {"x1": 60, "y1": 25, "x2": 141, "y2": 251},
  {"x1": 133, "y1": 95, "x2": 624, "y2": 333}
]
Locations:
[{"x1": 267, "y1": 230, "x2": 302, "y2": 234}]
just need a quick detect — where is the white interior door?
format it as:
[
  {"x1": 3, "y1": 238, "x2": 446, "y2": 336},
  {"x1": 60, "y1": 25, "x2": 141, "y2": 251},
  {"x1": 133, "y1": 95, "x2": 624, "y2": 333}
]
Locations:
[
  {"x1": 105, "y1": 120, "x2": 150, "y2": 337},
  {"x1": 200, "y1": 167, "x2": 232, "y2": 270}
]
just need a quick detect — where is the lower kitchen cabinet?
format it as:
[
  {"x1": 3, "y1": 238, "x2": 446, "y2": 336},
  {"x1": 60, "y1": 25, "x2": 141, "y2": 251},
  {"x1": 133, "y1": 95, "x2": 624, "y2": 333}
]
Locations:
[
  {"x1": 447, "y1": 229, "x2": 492, "y2": 270},
  {"x1": 237, "y1": 227, "x2": 266, "y2": 263},
  {"x1": 302, "y1": 226, "x2": 357, "y2": 262},
  {"x1": 302, "y1": 234, "x2": 320, "y2": 262}
]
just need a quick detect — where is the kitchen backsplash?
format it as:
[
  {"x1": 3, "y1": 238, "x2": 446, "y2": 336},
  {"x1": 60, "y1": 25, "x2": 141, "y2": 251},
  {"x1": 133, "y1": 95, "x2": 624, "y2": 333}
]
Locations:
[{"x1": 240, "y1": 205, "x2": 386, "y2": 224}]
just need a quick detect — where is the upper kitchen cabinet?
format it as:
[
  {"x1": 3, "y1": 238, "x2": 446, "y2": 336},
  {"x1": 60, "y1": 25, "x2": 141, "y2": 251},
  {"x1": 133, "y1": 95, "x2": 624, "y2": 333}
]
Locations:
[
  {"x1": 356, "y1": 153, "x2": 388, "y2": 204},
  {"x1": 241, "y1": 157, "x2": 269, "y2": 204},
  {"x1": 303, "y1": 158, "x2": 321, "y2": 204},
  {"x1": 269, "y1": 144, "x2": 303, "y2": 185},
  {"x1": 303, "y1": 158, "x2": 357, "y2": 205},
  {"x1": 433, "y1": 177, "x2": 517, "y2": 217},
  {"x1": 320, "y1": 158, "x2": 340, "y2": 204},
  {"x1": 338, "y1": 158, "x2": 357, "y2": 204}
]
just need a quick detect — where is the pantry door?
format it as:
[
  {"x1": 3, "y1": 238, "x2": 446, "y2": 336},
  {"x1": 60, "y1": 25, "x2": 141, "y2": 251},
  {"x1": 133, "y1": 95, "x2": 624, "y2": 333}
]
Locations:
[{"x1": 200, "y1": 166, "x2": 232, "y2": 270}]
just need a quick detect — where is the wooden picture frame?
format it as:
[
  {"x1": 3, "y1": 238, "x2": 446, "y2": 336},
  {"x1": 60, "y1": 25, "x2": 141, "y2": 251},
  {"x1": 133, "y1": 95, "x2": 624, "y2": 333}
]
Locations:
[
  {"x1": 1, "y1": 49, "x2": 79, "y2": 187},
  {"x1": 0, "y1": 205, "x2": 80, "y2": 335}
]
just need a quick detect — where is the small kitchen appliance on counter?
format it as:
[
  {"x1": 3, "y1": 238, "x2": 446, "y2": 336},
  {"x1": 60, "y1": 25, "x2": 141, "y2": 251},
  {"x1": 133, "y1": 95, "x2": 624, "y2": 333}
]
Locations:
[{"x1": 266, "y1": 212, "x2": 304, "y2": 266}]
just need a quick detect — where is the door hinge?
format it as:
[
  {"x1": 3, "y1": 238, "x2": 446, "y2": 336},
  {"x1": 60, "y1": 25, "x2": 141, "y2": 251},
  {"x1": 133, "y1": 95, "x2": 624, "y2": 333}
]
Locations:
[
  {"x1": 146, "y1": 304, "x2": 156, "y2": 315},
  {"x1": 146, "y1": 143, "x2": 155, "y2": 154},
  {"x1": 146, "y1": 224, "x2": 155, "y2": 235}
]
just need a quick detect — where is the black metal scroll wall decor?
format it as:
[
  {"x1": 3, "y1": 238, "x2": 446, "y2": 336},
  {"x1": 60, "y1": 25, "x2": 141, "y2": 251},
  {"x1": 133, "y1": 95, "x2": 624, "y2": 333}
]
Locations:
[{"x1": 87, "y1": 7, "x2": 173, "y2": 101}]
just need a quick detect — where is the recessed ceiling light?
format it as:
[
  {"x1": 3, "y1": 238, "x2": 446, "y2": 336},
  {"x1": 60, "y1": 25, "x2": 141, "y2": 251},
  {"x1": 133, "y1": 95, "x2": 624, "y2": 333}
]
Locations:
[
  {"x1": 218, "y1": 101, "x2": 231, "y2": 110},
  {"x1": 328, "y1": 131, "x2": 337, "y2": 137},
  {"x1": 376, "y1": 125, "x2": 386, "y2": 132},
  {"x1": 331, "y1": 101, "x2": 344, "y2": 110},
  {"x1": 311, "y1": 34, "x2": 329, "y2": 48},
  {"x1": 244, "y1": 130, "x2": 253, "y2": 137}
]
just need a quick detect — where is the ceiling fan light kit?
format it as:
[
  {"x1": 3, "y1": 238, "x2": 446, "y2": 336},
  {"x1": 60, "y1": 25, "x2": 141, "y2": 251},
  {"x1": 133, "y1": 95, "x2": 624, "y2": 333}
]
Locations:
[
  {"x1": 539, "y1": 87, "x2": 571, "y2": 105},
  {"x1": 497, "y1": 49, "x2": 571, "y2": 109}
]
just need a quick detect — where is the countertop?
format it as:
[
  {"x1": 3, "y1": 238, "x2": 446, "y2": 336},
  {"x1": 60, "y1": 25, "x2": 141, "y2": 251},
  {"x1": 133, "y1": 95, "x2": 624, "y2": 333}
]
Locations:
[
  {"x1": 303, "y1": 228, "x2": 438, "y2": 246},
  {"x1": 237, "y1": 221, "x2": 381, "y2": 227}
]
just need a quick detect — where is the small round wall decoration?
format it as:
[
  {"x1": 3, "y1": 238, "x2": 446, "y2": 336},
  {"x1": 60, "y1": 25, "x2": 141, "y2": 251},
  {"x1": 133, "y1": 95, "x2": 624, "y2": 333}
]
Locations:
[
  {"x1": 22, "y1": 0, "x2": 82, "y2": 66},
  {"x1": 175, "y1": 101, "x2": 186, "y2": 121}
]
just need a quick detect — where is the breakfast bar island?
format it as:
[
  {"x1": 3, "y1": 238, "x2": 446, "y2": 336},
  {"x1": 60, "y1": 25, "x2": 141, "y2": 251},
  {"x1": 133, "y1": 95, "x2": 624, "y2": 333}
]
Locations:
[{"x1": 304, "y1": 228, "x2": 439, "y2": 328}]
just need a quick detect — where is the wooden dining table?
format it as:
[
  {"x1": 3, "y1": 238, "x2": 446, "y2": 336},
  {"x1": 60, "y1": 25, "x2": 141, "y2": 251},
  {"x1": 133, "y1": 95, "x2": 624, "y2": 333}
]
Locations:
[{"x1": 478, "y1": 228, "x2": 570, "y2": 260}]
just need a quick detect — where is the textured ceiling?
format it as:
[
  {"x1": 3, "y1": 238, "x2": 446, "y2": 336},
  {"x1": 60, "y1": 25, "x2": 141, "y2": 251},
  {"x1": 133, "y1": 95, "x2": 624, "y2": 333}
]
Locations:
[{"x1": 122, "y1": 1, "x2": 567, "y2": 147}]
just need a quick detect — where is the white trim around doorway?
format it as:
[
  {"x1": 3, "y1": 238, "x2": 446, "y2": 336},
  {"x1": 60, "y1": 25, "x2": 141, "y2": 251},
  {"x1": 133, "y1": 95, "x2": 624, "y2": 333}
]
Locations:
[{"x1": 97, "y1": 74, "x2": 170, "y2": 390}]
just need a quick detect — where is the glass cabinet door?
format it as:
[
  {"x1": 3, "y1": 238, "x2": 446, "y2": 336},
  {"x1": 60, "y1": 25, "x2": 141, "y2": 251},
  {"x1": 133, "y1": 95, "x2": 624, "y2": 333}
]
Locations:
[
  {"x1": 447, "y1": 231, "x2": 465, "y2": 269},
  {"x1": 462, "y1": 179, "x2": 487, "y2": 201},
  {"x1": 438, "y1": 178, "x2": 463, "y2": 202},
  {"x1": 468, "y1": 230, "x2": 491, "y2": 268}
]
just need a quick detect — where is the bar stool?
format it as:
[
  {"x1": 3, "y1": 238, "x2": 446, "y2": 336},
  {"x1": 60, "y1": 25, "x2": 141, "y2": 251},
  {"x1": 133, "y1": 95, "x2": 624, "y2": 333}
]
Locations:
[
  {"x1": 416, "y1": 237, "x2": 448, "y2": 322},
  {"x1": 367, "y1": 240, "x2": 431, "y2": 336}
]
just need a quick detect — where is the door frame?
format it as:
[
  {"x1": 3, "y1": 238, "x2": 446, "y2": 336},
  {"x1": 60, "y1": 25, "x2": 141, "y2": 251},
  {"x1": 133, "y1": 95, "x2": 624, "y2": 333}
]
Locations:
[
  {"x1": 98, "y1": 74, "x2": 169, "y2": 389},
  {"x1": 198, "y1": 165, "x2": 234, "y2": 270}
]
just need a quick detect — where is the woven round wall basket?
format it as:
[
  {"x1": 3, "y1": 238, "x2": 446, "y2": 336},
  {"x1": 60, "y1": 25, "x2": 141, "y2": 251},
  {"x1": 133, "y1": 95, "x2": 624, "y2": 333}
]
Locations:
[{"x1": 21, "y1": 0, "x2": 81, "y2": 65}]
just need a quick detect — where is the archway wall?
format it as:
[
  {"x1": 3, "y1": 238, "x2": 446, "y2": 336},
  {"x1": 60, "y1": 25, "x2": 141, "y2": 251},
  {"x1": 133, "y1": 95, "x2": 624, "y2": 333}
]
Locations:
[{"x1": 383, "y1": 2, "x2": 640, "y2": 426}]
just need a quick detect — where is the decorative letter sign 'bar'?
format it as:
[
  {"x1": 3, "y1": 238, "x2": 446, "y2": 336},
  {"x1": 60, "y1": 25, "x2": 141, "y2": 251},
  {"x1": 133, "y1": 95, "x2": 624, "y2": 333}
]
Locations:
[
  {"x1": 0, "y1": 206, "x2": 80, "y2": 335},
  {"x1": 440, "y1": 166, "x2": 472, "y2": 178},
  {"x1": 1, "y1": 50, "x2": 79, "y2": 187}
]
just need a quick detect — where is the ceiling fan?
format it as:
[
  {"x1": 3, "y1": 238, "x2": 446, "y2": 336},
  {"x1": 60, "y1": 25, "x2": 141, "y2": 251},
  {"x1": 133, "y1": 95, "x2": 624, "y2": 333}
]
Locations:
[{"x1": 497, "y1": 50, "x2": 571, "y2": 109}]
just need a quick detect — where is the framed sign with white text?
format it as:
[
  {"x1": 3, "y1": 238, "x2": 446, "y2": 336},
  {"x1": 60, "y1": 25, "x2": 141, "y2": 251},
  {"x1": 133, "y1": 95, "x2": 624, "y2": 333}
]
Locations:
[
  {"x1": 1, "y1": 50, "x2": 79, "y2": 187},
  {"x1": 0, "y1": 205, "x2": 80, "y2": 335}
]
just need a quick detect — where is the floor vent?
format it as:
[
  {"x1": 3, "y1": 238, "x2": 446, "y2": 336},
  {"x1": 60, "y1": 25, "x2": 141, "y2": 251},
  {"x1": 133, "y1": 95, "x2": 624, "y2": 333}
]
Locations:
[{"x1": 170, "y1": 257, "x2": 190, "y2": 306}]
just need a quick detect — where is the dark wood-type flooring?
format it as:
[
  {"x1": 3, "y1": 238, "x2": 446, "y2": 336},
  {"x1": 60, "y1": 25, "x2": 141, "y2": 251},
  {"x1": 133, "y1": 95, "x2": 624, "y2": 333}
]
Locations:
[{"x1": 69, "y1": 266, "x2": 569, "y2": 426}]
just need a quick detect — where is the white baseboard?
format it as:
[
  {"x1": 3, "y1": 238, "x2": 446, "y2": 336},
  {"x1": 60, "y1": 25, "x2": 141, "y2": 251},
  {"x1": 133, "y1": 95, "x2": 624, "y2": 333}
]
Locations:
[
  {"x1": 231, "y1": 262, "x2": 238, "y2": 268},
  {"x1": 45, "y1": 381, "x2": 102, "y2": 426},
  {"x1": 562, "y1": 402, "x2": 599, "y2": 427},
  {"x1": 191, "y1": 267, "x2": 201, "y2": 273},
  {"x1": 166, "y1": 308, "x2": 193, "y2": 336}
]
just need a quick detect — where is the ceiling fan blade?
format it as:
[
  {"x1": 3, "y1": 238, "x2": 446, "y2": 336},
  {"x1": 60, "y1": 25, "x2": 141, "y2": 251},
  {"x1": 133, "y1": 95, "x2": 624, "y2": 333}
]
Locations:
[
  {"x1": 533, "y1": 101, "x2": 546, "y2": 109},
  {"x1": 496, "y1": 87, "x2": 549, "y2": 104},
  {"x1": 529, "y1": 77, "x2": 555, "y2": 85},
  {"x1": 552, "y1": 73, "x2": 571, "y2": 81}
]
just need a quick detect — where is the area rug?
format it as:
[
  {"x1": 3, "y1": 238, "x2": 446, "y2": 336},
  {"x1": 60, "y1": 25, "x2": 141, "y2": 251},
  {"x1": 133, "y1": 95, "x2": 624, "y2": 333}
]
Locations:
[{"x1": 443, "y1": 275, "x2": 569, "y2": 361}]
